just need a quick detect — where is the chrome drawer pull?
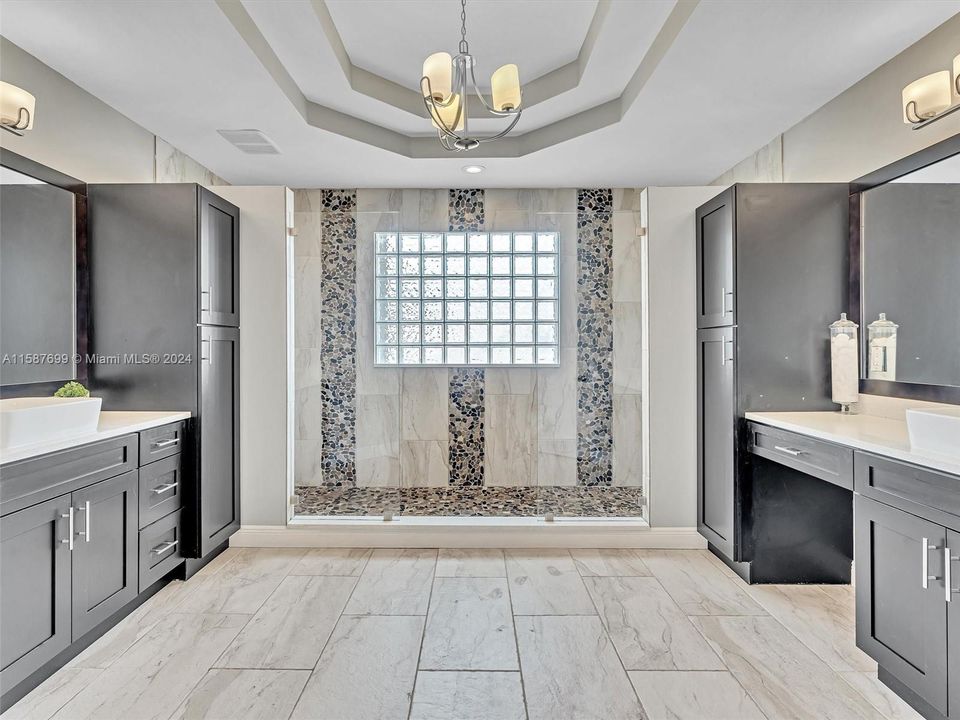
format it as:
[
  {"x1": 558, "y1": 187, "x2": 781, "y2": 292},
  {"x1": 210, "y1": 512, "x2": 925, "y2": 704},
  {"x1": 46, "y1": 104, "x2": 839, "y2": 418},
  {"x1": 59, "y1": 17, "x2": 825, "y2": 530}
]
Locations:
[
  {"x1": 922, "y1": 538, "x2": 941, "y2": 589},
  {"x1": 947, "y1": 547, "x2": 956, "y2": 603},
  {"x1": 773, "y1": 445, "x2": 803, "y2": 457},
  {"x1": 151, "y1": 539, "x2": 178, "y2": 556},
  {"x1": 151, "y1": 438, "x2": 179, "y2": 449},
  {"x1": 60, "y1": 506, "x2": 74, "y2": 550},
  {"x1": 151, "y1": 482, "x2": 178, "y2": 495},
  {"x1": 76, "y1": 500, "x2": 91, "y2": 543}
]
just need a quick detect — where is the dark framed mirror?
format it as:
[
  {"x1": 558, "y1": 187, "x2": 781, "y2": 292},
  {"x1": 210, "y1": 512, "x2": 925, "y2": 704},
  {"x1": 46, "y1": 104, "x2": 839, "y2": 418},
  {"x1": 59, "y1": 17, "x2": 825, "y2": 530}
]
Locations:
[
  {"x1": 0, "y1": 148, "x2": 89, "y2": 397},
  {"x1": 849, "y1": 133, "x2": 960, "y2": 403}
]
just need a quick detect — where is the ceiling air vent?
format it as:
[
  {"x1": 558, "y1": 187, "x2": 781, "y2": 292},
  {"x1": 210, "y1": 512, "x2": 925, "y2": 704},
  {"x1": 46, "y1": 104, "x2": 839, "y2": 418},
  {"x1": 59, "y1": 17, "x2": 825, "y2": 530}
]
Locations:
[{"x1": 217, "y1": 129, "x2": 280, "y2": 155}]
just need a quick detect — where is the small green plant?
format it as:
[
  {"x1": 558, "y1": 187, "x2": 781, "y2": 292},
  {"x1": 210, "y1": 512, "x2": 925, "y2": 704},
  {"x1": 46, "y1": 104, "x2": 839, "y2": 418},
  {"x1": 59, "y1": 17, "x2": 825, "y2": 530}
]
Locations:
[{"x1": 54, "y1": 381, "x2": 90, "y2": 398}]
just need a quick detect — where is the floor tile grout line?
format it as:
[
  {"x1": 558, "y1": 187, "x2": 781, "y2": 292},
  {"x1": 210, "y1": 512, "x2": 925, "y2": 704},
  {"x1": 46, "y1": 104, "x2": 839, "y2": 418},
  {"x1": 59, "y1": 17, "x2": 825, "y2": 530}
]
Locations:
[
  {"x1": 504, "y1": 549, "x2": 532, "y2": 720},
  {"x1": 406, "y1": 549, "x2": 439, "y2": 720},
  {"x1": 580, "y1": 568, "x2": 652, "y2": 715}
]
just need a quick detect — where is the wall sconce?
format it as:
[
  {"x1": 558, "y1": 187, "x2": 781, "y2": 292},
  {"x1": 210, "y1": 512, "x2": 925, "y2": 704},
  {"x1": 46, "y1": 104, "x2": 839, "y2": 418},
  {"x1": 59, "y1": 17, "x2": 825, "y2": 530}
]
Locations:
[
  {"x1": 902, "y1": 54, "x2": 960, "y2": 130},
  {"x1": 0, "y1": 81, "x2": 35, "y2": 136}
]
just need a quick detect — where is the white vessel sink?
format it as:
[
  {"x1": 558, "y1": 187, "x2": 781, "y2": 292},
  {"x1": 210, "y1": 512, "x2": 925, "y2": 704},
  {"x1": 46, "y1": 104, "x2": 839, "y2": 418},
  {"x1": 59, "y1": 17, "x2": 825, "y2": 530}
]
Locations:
[
  {"x1": 906, "y1": 407, "x2": 960, "y2": 458},
  {"x1": 0, "y1": 397, "x2": 102, "y2": 450}
]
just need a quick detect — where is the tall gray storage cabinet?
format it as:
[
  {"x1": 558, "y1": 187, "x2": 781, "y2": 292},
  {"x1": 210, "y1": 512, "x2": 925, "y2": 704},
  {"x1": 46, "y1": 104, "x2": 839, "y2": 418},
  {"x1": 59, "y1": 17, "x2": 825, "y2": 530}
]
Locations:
[
  {"x1": 695, "y1": 184, "x2": 849, "y2": 580},
  {"x1": 88, "y1": 184, "x2": 240, "y2": 560}
]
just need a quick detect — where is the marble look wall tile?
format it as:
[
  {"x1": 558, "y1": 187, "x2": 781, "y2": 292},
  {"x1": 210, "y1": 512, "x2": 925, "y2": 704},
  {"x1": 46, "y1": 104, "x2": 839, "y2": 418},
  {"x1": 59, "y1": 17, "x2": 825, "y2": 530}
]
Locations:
[
  {"x1": 155, "y1": 137, "x2": 228, "y2": 186},
  {"x1": 294, "y1": 256, "x2": 323, "y2": 350},
  {"x1": 612, "y1": 188, "x2": 642, "y2": 212},
  {"x1": 319, "y1": 191, "x2": 358, "y2": 486},
  {"x1": 401, "y1": 440, "x2": 450, "y2": 487},
  {"x1": 612, "y1": 394, "x2": 643, "y2": 488},
  {"x1": 410, "y1": 671, "x2": 525, "y2": 720},
  {"x1": 420, "y1": 578, "x2": 518, "y2": 671},
  {"x1": 613, "y1": 302, "x2": 643, "y2": 395},
  {"x1": 357, "y1": 188, "x2": 403, "y2": 213},
  {"x1": 356, "y1": 210, "x2": 400, "y2": 396},
  {"x1": 356, "y1": 395, "x2": 400, "y2": 488},
  {"x1": 485, "y1": 369, "x2": 535, "y2": 395},
  {"x1": 485, "y1": 188, "x2": 577, "y2": 215},
  {"x1": 170, "y1": 669, "x2": 309, "y2": 720},
  {"x1": 692, "y1": 615, "x2": 881, "y2": 720},
  {"x1": 295, "y1": 349, "x2": 322, "y2": 390},
  {"x1": 295, "y1": 385, "x2": 324, "y2": 441},
  {"x1": 419, "y1": 189, "x2": 448, "y2": 230},
  {"x1": 436, "y1": 549, "x2": 506, "y2": 577},
  {"x1": 628, "y1": 671, "x2": 766, "y2": 720},
  {"x1": 217, "y1": 575, "x2": 356, "y2": 669},
  {"x1": 293, "y1": 190, "x2": 324, "y2": 257},
  {"x1": 485, "y1": 394, "x2": 536, "y2": 487},
  {"x1": 402, "y1": 370, "x2": 450, "y2": 442},
  {"x1": 537, "y1": 346, "x2": 577, "y2": 440},
  {"x1": 536, "y1": 439, "x2": 578, "y2": 487},
  {"x1": 344, "y1": 548, "x2": 437, "y2": 615},
  {"x1": 584, "y1": 576, "x2": 724, "y2": 670},
  {"x1": 515, "y1": 615, "x2": 645, "y2": 720},
  {"x1": 295, "y1": 439, "x2": 323, "y2": 487},
  {"x1": 576, "y1": 189, "x2": 614, "y2": 487},
  {"x1": 612, "y1": 211, "x2": 643, "y2": 303},
  {"x1": 505, "y1": 550, "x2": 595, "y2": 615},
  {"x1": 291, "y1": 615, "x2": 423, "y2": 720}
]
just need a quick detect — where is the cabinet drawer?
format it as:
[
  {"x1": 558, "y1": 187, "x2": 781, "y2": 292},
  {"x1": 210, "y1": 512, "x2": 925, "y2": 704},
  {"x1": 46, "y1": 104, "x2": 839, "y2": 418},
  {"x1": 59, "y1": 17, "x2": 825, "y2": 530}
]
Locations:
[
  {"x1": 1, "y1": 435, "x2": 138, "y2": 517},
  {"x1": 139, "y1": 422, "x2": 186, "y2": 466},
  {"x1": 855, "y1": 452, "x2": 960, "y2": 531},
  {"x1": 748, "y1": 423, "x2": 853, "y2": 489},
  {"x1": 138, "y1": 509, "x2": 184, "y2": 592},
  {"x1": 138, "y1": 455, "x2": 183, "y2": 529}
]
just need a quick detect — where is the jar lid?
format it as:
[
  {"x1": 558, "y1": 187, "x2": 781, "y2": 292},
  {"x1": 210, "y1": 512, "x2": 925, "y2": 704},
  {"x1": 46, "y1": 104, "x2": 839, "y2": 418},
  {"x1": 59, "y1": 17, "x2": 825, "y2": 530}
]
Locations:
[
  {"x1": 868, "y1": 312, "x2": 898, "y2": 329},
  {"x1": 830, "y1": 312, "x2": 859, "y2": 330}
]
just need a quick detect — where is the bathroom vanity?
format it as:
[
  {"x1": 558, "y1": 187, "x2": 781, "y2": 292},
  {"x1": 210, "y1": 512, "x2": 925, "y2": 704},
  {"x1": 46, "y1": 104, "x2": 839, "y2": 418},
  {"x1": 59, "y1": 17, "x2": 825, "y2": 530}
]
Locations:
[
  {"x1": 0, "y1": 411, "x2": 189, "y2": 709},
  {"x1": 747, "y1": 409, "x2": 959, "y2": 720}
]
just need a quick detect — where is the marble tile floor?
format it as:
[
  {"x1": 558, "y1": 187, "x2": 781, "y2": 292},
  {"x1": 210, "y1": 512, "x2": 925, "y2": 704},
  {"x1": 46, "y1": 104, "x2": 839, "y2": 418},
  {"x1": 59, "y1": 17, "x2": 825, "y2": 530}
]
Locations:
[
  {"x1": 294, "y1": 485, "x2": 646, "y2": 518},
  {"x1": 3, "y1": 547, "x2": 922, "y2": 720}
]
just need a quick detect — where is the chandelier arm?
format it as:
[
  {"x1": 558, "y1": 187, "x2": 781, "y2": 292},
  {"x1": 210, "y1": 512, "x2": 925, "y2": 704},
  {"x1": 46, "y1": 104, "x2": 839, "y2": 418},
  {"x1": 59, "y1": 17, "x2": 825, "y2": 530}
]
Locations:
[
  {"x1": 420, "y1": 76, "x2": 458, "y2": 108},
  {"x1": 422, "y1": 91, "x2": 464, "y2": 141},
  {"x1": 473, "y1": 110, "x2": 523, "y2": 144},
  {"x1": 467, "y1": 62, "x2": 520, "y2": 117}
]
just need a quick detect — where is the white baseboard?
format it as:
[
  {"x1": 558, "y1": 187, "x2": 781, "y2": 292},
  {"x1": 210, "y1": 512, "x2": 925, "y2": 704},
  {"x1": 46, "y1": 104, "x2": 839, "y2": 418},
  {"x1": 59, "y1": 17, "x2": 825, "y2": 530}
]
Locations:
[{"x1": 231, "y1": 519, "x2": 706, "y2": 549}]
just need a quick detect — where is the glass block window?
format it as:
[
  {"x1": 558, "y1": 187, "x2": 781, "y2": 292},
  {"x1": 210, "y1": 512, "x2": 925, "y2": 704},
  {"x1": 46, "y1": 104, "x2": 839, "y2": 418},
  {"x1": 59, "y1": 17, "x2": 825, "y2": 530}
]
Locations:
[{"x1": 375, "y1": 231, "x2": 560, "y2": 366}]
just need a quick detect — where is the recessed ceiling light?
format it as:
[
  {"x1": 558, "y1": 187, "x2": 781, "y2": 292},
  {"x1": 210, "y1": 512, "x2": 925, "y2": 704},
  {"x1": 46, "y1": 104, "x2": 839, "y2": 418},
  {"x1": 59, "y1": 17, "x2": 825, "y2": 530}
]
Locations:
[{"x1": 462, "y1": 164, "x2": 485, "y2": 174}]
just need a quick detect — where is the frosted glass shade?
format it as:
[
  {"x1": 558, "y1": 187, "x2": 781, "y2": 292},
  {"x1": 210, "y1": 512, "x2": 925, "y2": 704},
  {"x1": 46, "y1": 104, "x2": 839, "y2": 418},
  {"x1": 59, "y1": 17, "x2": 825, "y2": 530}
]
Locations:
[
  {"x1": 422, "y1": 52, "x2": 452, "y2": 101},
  {"x1": 491, "y1": 64, "x2": 521, "y2": 111},
  {"x1": 902, "y1": 71, "x2": 951, "y2": 123},
  {"x1": 431, "y1": 94, "x2": 465, "y2": 131},
  {"x1": 0, "y1": 81, "x2": 35, "y2": 130},
  {"x1": 954, "y1": 54, "x2": 960, "y2": 99}
]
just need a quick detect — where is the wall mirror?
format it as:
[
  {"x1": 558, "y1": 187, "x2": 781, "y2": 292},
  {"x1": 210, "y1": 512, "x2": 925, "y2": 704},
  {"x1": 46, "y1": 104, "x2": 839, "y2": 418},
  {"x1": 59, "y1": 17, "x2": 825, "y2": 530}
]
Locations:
[
  {"x1": 0, "y1": 149, "x2": 87, "y2": 394},
  {"x1": 851, "y1": 135, "x2": 960, "y2": 402}
]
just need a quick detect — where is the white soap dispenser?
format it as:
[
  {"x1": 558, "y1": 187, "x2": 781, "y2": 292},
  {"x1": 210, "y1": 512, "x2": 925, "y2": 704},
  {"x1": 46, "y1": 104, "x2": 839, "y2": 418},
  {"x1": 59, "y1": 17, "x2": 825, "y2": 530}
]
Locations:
[{"x1": 829, "y1": 313, "x2": 859, "y2": 414}]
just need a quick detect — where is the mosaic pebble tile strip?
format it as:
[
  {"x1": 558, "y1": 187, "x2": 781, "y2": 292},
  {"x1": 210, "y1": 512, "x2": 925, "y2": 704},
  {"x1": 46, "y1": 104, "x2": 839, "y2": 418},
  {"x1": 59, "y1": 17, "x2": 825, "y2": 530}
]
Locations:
[
  {"x1": 320, "y1": 189, "x2": 358, "y2": 486},
  {"x1": 448, "y1": 189, "x2": 487, "y2": 486},
  {"x1": 576, "y1": 189, "x2": 615, "y2": 486},
  {"x1": 294, "y1": 485, "x2": 645, "y2": 517}
]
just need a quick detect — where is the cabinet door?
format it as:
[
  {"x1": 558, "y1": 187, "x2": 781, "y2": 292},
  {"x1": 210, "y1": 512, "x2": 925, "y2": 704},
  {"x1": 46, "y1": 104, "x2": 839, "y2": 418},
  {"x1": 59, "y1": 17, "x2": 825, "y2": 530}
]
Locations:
[
  {"x1": 697, "y1": 326, "x2": 736, "y2": 558},
  {"x1": 855, "y1": 494, "x2": 947, "y2": 714},
  {"x1": 199, "y1": 188, "x2": 240, "y2": 327},
  {"x1": 0, "y1": 496, "x2": 72, "y2": 693},
  {"x1": 198, "y1": 325, "x2": 240, "y2": 557},
  {"x1": 949, "y1": 529, "x2": 959, "y2": 718},
  {"x1": 71, "y1": 470, "x2": 139, "y2": 639},
  {"x1": 696, "y1": 187, "x2": 735, "y2": 328}
]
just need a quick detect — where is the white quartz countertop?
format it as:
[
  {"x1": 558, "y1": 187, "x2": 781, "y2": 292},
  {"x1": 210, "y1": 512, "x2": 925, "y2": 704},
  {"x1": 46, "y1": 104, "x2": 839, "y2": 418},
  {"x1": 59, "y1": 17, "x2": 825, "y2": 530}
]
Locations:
[
  {"x1": 1, "y1": 411, "x2": 191, "y2": 465},
  {"x1": 745, "y1": 411, "x2": 960, "y2": 477}
]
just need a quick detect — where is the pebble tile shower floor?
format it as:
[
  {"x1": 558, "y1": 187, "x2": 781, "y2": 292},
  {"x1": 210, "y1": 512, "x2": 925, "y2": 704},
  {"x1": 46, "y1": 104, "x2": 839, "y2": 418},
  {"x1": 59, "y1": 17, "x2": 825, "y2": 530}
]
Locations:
[{"x1": 3, "y1": 547, "x2": 919, "y2": 720}]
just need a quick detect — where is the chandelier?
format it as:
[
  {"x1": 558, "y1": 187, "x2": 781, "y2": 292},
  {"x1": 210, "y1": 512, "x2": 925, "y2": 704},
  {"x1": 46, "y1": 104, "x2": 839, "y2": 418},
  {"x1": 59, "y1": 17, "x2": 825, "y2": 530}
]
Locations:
[{"x1": 420, "y1": 0, "x2": 522, "y2": 151}]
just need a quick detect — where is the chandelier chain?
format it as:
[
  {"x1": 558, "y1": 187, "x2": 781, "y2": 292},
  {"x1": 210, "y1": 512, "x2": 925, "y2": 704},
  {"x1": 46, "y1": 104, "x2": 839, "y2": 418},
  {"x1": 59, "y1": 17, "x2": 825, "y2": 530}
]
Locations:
[{"x1": 459, "y1": 0, "x2": 468, "y2": 55}]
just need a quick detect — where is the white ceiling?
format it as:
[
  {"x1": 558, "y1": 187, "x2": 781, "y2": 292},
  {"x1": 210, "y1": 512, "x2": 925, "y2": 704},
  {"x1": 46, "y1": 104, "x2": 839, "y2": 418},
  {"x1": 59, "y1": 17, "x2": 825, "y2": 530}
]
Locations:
[{"x1": 0, "y1": 0, "x2": 957, "y2": 188}]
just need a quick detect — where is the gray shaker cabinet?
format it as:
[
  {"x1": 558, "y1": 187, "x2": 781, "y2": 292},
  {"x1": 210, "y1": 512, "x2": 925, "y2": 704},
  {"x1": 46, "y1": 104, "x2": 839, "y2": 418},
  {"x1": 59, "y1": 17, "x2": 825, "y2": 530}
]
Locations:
[
  {"x1": 855, "y1": 493, "x2": 948, "y2": 715},
  {"x1": 70, "y1": 471, "x2": 139, "y2": 639},
  {"x1": 0, "y1": 495, "x2": 73, "y2": 692},
  {"x1": 199, "y1": 188, "x2": 240, "y2": 328},
  {"x1": 695, "y1": 187, "x2": 735, "y2": 329},
  {"x1": 697, "y1": 326, "x2": 736, "y2": 558}
]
